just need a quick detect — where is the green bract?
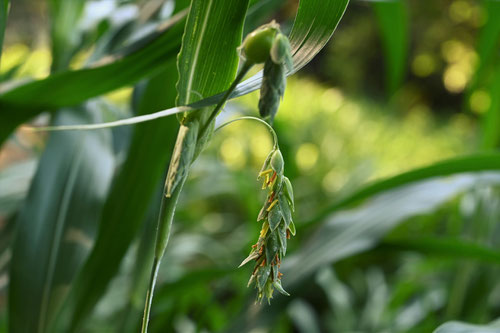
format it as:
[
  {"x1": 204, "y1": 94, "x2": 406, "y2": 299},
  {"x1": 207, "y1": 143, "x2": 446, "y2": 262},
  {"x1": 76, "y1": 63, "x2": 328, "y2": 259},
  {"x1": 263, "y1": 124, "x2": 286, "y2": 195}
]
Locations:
[
  {"x1": 241, "y1": 22, "x2": 279, "y2": 64},
  {"x1": 271, "y1": 149, "x2": 284, "y2": 175},
  {"x1": 271, "y1": 33, "x2": 293, "y2": 71}
]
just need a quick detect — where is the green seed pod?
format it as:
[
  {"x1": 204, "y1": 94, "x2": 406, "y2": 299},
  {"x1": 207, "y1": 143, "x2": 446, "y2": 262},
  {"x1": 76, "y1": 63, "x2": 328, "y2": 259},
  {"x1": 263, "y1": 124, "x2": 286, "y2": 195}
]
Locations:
[
  {"x1": 241, "y1": 22, "x2": 279, "y2": 64},
  {"x1": 271, "y1": 33, "x2": 293, "y2": 71},
  {"x1": 259, "y1": 59, "x2": 285, "y2": 123},
  {"x1": 270, "y1": 149, "x2": 284, "y2": 175},
  {"x1": 283, "y1": 176, "x2": 294, "y2": 211}
]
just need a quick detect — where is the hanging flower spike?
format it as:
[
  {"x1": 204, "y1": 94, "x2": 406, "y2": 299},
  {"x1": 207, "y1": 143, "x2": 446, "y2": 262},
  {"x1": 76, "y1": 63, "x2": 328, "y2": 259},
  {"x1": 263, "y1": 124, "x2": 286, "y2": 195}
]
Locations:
[{"x1": 240, "y1": 147, "x2": 295, "y2": 304}]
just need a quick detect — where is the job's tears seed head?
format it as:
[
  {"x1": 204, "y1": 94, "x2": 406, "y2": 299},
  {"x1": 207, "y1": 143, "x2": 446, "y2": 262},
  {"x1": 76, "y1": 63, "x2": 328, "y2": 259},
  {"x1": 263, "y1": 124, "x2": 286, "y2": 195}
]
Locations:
[{"x1": 241, "y1": 21, "x2": 279, "y2": 64}]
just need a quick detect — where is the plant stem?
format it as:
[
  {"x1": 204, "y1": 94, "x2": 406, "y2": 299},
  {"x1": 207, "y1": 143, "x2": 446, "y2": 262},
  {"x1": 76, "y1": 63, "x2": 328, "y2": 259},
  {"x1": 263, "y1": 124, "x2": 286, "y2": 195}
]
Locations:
[
  {"x1": 215, "y1": 116, "x2": 279, "y2": 149},
  {"x1": 140, "y1": 62, "x2": 253, "y2": 333},
  {"x1": 198, "y1": 62, "x2": 252, "y2": 140},
  {"x1": 141, "y1": 176, "x2": 186, "y2": 333}
]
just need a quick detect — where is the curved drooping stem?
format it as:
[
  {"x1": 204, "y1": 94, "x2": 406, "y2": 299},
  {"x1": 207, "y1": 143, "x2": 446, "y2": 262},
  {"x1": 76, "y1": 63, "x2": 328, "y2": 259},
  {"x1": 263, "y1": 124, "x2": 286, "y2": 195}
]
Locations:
[{"x1": 215, "y1": 115, "x2": 279, "y2": 150}]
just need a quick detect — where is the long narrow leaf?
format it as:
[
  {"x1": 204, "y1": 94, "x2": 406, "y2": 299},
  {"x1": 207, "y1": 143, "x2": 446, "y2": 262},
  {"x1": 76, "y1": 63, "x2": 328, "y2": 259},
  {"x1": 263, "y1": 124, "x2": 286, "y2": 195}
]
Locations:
[
  {"x1": 4, "y1": 0, "x2": 350, "y2": 133},
  {"x1": 308, "y1": 153, "x2": 500, "y2": 224},
  {"x1": 434, "y1": 320, "x2": 500, "y2": 333},
  {"x1": 372, "y1": 0, "x2": 408, "y2": 96},
  {"x1": 64, "y1": 65, "x2": 180, "y2": 331},
  {"x1": 283, "y1": 172, "x2": 500, "y2": 287},
  {"x1": 0, "y1": 13, "x2": 186, "y2": 144},
  {"x1": 8, "y1": 110, "x2": 114, "y2": 333},
  {"x1": 379, "y1": 236, "x2": 500, "y2": 265}
]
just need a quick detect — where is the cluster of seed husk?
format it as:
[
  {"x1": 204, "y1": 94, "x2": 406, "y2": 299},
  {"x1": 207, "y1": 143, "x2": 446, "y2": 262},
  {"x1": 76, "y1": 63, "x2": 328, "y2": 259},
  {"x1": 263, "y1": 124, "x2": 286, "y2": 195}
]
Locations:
[
  {"x1": 240, "y1": 21, "x2": 293, "y2": 124},
  {"x1": 239, "y1": 148, "x2": 295, "y2": 303}
]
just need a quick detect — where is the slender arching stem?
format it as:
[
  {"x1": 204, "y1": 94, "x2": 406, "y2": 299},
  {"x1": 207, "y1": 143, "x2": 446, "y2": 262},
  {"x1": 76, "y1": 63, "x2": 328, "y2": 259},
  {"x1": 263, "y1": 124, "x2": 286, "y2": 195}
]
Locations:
[
  {"x1": 215, "y1": 115, "x2": 279, "y2": 149},
  {"x1": 198, "y1": 62, "x2": 253, "y2": 140}
]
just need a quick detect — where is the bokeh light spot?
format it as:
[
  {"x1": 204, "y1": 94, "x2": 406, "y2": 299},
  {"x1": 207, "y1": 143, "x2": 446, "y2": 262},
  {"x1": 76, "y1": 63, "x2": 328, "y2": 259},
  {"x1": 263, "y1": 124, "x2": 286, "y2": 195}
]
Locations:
[
  {"x1": 470, "y1": 90, "x2": 491, "y2": 114},
  {"x1": 296, "y1": 143, "x2": 319, "y2": 172},
  {"x1": 412, "y1": 53, "x2": 437, "y2": 77},
  {"x1": 443, "y1": 65, "x2": 468, "y2": 93},
  {"x1": 220, "y1": 138, "x2": 246, "y2": 170}
]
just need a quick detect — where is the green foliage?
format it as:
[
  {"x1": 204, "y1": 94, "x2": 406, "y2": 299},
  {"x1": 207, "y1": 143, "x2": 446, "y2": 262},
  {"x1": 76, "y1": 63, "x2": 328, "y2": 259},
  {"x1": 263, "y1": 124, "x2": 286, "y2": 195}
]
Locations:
[
  {"x1": 2, "y1": 0, "x2": 500, "y2": 332},
  {"x1": 0, "y1": 0, "x2": 8, "y2": 63},
  {"x1": 9, "y1": 110, "x2": 115, "y2": 332},
  {"x1": 372, "y1": 0, "x2": 409, "y2": 96}
]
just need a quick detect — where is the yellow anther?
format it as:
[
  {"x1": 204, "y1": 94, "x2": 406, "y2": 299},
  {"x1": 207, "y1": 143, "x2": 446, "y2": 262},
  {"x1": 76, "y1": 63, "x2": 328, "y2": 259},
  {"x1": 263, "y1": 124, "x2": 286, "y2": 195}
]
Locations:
[
  {"x1": 260, "y1": 223, "x2": 269, "y2": 237},
  {"x1": 259, "y1": 169, "x2": 273, "y2": 178},
  {"x1": 267, "y1": 199, "x2": 279, "y2": 212}
]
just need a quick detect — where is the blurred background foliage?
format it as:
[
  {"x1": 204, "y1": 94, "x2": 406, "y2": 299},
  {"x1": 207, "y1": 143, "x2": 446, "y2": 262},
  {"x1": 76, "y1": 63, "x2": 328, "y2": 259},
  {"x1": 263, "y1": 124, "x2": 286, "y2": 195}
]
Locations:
[{"x1": 1, "y1": 0, "x2": 500, "y2": 332}]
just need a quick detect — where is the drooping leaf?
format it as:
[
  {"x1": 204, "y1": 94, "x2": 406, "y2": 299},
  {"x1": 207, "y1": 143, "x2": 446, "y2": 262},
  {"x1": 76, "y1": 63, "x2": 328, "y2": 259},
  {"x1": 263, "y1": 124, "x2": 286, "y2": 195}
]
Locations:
[
  {"x1": 283, "y1": 172, "x2": 500, "y2": 287},
  {"x1": 8, "y1": 109, "x2": 115, "y2": 333},
  {"x1": 379, "y1": 236, "x2": 500, "y2": 265},
  {"x1": 10, "y1": 0, "x2": 351, "y2": 134},
  {"x1": 308, "y1": 153, "x2": 500, "y2": 224},
  {"x1": 0, "y1": 13, "x2": 186, "y2": 144},
  {"x1": 372, "y1": 0, "x2": 409, "y2": 96},
  {"x1": 433, "y1": 319, "x2": 500, "y2": 333}
]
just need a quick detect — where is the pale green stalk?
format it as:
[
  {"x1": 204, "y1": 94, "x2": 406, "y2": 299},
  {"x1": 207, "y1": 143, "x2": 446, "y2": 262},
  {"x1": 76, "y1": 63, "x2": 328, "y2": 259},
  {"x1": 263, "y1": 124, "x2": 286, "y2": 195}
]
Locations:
[{"x1": 141, "y1": 62, "x2": 253, "y2": 333}]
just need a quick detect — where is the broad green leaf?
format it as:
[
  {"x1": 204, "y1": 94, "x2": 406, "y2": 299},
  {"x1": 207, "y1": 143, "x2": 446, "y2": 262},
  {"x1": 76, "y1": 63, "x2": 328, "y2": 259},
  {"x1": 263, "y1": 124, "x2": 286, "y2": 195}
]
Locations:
[
  {"x1": 0, "y1": 13, "x2": 186, "y2": 144},
  {"x1": 372, "y1": 0, "x2": 408, "y2": 96},
  {"x1": 309, "y1": 153, "x2": 500, "y2": 224},
  {"x1": 176, "y1": 0, "x2": 249, "y2": 105},
  {"x1": 0, "y1": 0, "x2": 8, "y2": 63},
  {"x1": 434, "y1": 319, "x2": 500, "y2": 333},
  {"x1": 283, "y1": 172, "x2": 500, "y2": 287},
  {"x1": 5, "y1": 0, "x2": 350, "y2": 134},
  {"x1": 64, "y1": 64, "x2": 179, "y2": 331},
  {"x1": 8, "y1": 110, "x2": 114, "y2": 333},
  {"x1": 380, "y1": 236, "x2": 500, "y2": 265}
]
